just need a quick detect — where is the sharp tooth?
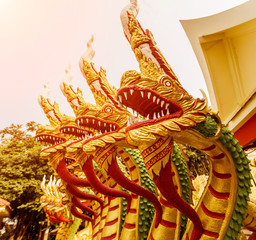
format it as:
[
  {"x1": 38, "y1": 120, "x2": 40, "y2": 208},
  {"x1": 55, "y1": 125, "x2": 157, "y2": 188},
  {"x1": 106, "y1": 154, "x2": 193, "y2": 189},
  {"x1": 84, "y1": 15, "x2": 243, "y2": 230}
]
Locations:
[
  {"x1": 118, "y1": 95, "x2": 122, "y2": 103},
  {"x1": 104, "y1": 123, "x2": 106, "y2": 127},
  {"x1": 68, "y1": 128, "x2": 70, "y2": 132},
  {"x1": 146, "y1": 114, "x2": 150, "y2": 119},
  {"x1": 92, "y1": 119, "x2": 95, "y2": 124},
  {"x1": 86, "y1": 119, "x2": 89, "y2": 123},
  {"x1": 140, "y1": 91, "x2": 144, "y2": 98},
  {"x1": 124, "y1": 92, "x2": 128, "y2": 100},
  {"x1": 130, "y1": 89, "x2": 134, "y2": 95},
  {"x1": 77, "y1": 120, "x2": 80, "y2": 126},
  {"x1": 167, "y1": 108, "x2": 170, "y2": 115},
  {"x1": 157, "y1": 98, "x2": 160, "y2": 104},
  {"x1": 99, "y1": 131, "x2": 102, "y2": 134},
  {"x1": 109, "y1": 124, "x2": 112, "y2": 131},
  {"x1": 165, "y1": 103, "x2": 169, "y2": 109},
  {"x1": 161, "y1": 110, "x2": 164, "y2": 116},
  {"x1": 148, "y1": 92, "x2": 151, "y2": 99},
  {"x1": 153, "y1": 112, "x2": 156, "y2": 119},
  {"x1": 81, "y1": 119, "x2": 83, "y2": 124},
  {"x1": 98, "y1": 121, "x2": 101, "y2": 126},
  {"x1": 113, "y1": 125, "x2": 116, "y2": 130},
  {"x1": 157, "y1": 112, "x2": 161, "y2": 118},
  {"x1": 72, "y1": 128, "x2": 74, "y2": 132},
  {"x1": 153, "y1": 96, "x2": 156, "y2": 102},
  {"x1": 161, "y1": 101, "x2": 165, "y2": 108}
]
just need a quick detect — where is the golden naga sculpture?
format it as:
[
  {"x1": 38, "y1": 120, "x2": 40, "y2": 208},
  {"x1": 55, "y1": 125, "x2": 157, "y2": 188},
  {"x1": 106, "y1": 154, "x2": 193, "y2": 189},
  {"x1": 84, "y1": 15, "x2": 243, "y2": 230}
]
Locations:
[
  {"x1": 116, "y1": 1, "x2": 251, "y2": 240},
  {"x1": 36, "y1": 0, "x2": 253, "y2": 239},
  {"x1": 36, "y1": 87, "x2": 106, "y2": 224},
  {"x1": 60, "y1": 66, "x2": 132, "y2": 240}
]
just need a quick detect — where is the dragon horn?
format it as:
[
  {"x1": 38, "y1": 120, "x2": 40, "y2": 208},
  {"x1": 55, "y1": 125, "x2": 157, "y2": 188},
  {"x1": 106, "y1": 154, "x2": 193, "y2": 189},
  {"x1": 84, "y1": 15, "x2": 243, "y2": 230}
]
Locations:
[
  {"x1": 38, "y1": 92, "x2": 64, "y2": 127},
  {"x1": 120, "y1": 0, "x2": 139, "y2": 42},
  {"x1": 120, "y1": 0, "x2": 184, "y2": 89},
  {"x1": 60, "y1": 66, "x2": 98, "y2": 117},
  {"x1": 79, "y1": 38, "x2": 123, "y2": 110}
]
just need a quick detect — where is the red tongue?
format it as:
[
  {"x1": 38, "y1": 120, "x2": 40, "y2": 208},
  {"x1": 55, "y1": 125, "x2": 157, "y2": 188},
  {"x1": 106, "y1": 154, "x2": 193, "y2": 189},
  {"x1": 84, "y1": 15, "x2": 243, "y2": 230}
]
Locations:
[
  {"x1": 108, "y1": 156, "x2": 162, "y2": 227},
  {"x1": 82, "y1": 156, "x2": 132, "y2": 214},
  {"x1": 153, "y1": 160, "x2": 203, "y2": 240},
  {"x1": 57, "y1": 158, "x2": 90, "y2": 187}
]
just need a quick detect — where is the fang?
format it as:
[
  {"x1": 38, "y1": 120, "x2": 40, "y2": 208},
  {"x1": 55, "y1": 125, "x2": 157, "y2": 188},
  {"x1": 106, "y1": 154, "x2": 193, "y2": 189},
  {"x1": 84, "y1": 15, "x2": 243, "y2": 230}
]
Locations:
[
  {"x1": 124, "y1": 92, "x2": 128, "y2": 100},
  {"x1": 118, "y1": 95, "x2": 122, "y2": 103}
]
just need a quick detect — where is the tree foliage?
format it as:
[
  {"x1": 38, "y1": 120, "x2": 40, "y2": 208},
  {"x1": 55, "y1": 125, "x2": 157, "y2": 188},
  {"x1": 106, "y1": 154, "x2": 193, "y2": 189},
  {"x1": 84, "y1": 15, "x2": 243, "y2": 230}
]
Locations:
[{"x1": 0, "y1": 122, "x2": 54, "y2": 239}]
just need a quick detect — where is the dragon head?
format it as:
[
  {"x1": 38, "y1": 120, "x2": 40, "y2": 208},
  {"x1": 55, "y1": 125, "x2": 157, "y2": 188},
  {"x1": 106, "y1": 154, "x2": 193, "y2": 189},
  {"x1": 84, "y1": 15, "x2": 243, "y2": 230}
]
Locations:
[
  {"x1": 72, "y1": 38, "x2": 133, "y2": 156},
  {"x1": 36, "y1": 88, "x2": 93, "y2": 168},
  {"x1": 60, "y1": 65, "x2": 87, "y2": 117},
  {"x1": 40, "y1": 175, "x2": 73, "y2": 223},
  {"x1": 117, "y1": 9, "x2": 209, "y2": 144},
  {"x1": 36, "y1": 94, "x2": 66, "y2": 162}
]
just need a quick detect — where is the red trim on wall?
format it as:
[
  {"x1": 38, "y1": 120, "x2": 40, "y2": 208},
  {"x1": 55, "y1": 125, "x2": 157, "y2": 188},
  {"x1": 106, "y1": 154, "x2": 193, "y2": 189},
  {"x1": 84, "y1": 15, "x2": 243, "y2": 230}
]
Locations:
[{"x1": 234, "y1": 113, "x2": 256, "y2": 147}]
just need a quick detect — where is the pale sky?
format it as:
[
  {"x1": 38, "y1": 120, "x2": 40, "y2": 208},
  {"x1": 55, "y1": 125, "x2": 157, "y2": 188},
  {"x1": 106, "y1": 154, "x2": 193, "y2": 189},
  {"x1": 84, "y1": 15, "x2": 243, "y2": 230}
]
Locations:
[{"x1": 0, "y1": 0, "x2": 248, "y2": 129}]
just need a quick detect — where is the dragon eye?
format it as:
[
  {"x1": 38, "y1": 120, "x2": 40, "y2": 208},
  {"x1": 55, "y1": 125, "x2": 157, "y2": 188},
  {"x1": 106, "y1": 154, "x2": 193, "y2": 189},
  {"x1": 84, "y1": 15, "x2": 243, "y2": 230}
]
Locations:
[
  {"x1": 103, "y1": 105, "x2": 113, "y2": 113},
  {"x1": 164, "y1": 80, "x2": 172, "y2": 87},
  {"x1": 159, "y1": 76, "x2": 173, "y2": 87}
]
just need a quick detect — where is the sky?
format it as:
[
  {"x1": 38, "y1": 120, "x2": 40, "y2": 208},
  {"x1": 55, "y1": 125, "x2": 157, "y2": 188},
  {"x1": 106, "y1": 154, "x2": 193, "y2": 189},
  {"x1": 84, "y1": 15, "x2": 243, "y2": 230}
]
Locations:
[{"x1": 0, "y1": 0, "x2": 248, "y2": 130}]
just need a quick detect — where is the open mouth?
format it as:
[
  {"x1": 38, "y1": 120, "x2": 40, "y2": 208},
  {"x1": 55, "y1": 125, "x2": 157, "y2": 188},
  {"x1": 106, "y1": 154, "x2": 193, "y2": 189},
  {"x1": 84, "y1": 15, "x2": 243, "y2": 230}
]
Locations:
[
  {"x1": 36, "y1": 125, "x2": 95, "y2": 151},
  {"x1": 76, "y1": 116, "x2": 119, "y2": 134},
  {"x1": 117, "y1": 86, "x2": 183, "y2": 129},
  {"x1": 35, "y1": 134, "x2": 66, "y2": 150},
  {"x1": 59, "y1": 125, "x2": 93, "y2": 139}
]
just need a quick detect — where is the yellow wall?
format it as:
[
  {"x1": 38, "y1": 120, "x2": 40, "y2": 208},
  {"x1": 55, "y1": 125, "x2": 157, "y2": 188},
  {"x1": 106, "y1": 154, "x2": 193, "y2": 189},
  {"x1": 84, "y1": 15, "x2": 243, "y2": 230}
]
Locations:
[{"x1": 200, "y1": 18, "x2": 256, "y2": 131}]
